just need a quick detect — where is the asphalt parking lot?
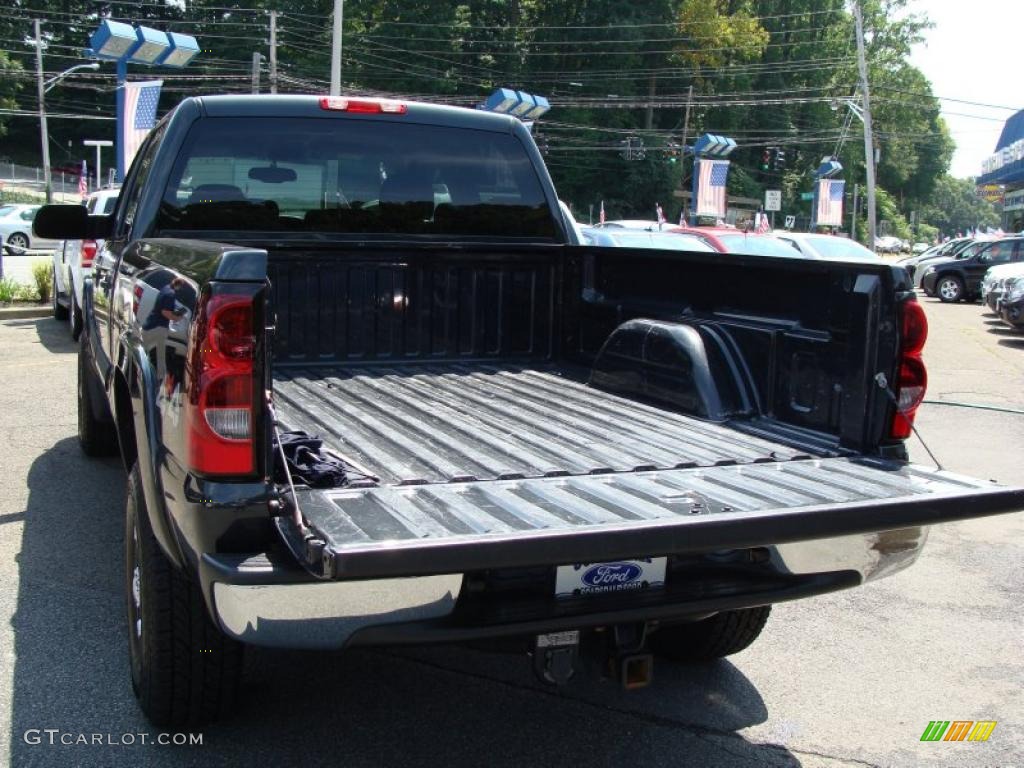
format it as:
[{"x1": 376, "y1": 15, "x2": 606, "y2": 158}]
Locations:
[{"x1": 0, "y1": 296, "x2": 1022, "y2": 768}]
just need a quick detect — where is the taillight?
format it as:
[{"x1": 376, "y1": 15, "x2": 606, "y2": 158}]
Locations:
[
  {"x1": 81, "y1": 239, "x2": 97, "y2": 269},
  {"x1": 185, "y1": 288, "x2": 259, "y2": 476},
  {"x1": 318, "y1": 96, "x2": 407, "y2": 114},
  {"x1": 889, "y1": 299, "x2": 928, "y2": 439}
]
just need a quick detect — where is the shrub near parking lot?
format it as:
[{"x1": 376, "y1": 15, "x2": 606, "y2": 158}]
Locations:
[{"x1": 30, "y1": 260, "x2": 51, "y2": 303}]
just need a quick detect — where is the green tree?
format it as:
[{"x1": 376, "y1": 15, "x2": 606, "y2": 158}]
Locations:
[{"x1": 919, "y1": 175, "x2": 1000, "y2": 236}]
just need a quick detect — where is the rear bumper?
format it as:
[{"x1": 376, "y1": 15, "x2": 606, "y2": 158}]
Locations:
[{"x1": 202, "y1": 527, "x2": 927, "y2": 650}]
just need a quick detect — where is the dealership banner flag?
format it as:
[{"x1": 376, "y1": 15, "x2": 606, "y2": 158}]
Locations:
[
  {"x1": 691, "y1": 159, "x2": 729, "y2": 218},
  {"x1": 121, "y1": 80, "x2": 163, "y2": 175},
  {"x1": 812, "y1": 178, "x2": 845, "y2": 227}
]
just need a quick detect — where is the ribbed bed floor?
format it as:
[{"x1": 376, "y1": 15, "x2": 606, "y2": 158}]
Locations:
[{"x1": 271, "y1": 363, "x2": 818, "y2": 486}]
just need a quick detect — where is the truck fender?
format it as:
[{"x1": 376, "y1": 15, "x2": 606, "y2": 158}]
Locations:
[
  {"x1": 588, "y1": 318, "x2": 753, "y2": 421},
  {"x1": 121, "y1": 337, "x2": 187, "y2": 570}
]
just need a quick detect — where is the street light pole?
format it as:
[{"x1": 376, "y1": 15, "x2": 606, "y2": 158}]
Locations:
[
  {"x1": 330, "y1": 0, "x2": 344, "y2": 96},
  {"x1": 853, "y1": 1, "x2": 878, "y2": 247},
  {"x1": 34, "y1": 19, "x2": 52, "y2": 204}
]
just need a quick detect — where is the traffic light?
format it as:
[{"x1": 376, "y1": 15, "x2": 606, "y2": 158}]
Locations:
[
  {"x1": 761, "y1": 148, "x2": 772, "y2": 171},
  {"x1": 666, "y1": 141, "x2": 681, "y2": 163},
  {"x1": 773, "y1": 148, "x2": 787, "y2": 172}
]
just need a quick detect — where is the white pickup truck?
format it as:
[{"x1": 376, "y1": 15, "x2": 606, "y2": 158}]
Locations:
[{"x1": 52, "y1": 188, "x2": 120, "y2": 338}]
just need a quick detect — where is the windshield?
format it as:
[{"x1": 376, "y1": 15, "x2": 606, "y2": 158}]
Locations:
[
  {"x1": 718, "y1": 234, "x2": 801, "y2": 258},
  {"x1": 804, "y1": 237, "x2": 877, "y2": 260},
  {"x1": 609, "y1": 232, "x2": 715, "y2": 252},
  {"x1": 156, "y1": 117, "x2": 557, "y2": 239}
]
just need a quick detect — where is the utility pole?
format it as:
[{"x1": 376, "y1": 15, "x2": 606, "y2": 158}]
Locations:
[
  {"x1": 269, "y1": 10, "x2": 278, "y2": 94},
  {"x1": 680, "y1": 84, "x2": 694, "y2": 226},
  {"x1": 330, "y1": 0, "x2": 344, "y2": 96},
  {"x1": 251, "y1": 51, "x2": 261, "y2": 94},
  {"x1": 853, "y1": 1, "x2": 877, "y2": 248},
  {"x1": 34, "y1": 19, "x2": 52, "y2": 204}
]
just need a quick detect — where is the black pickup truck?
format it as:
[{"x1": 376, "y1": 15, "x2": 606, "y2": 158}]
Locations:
[{"x1": 35, "y1": 95, "x2": 1024, "y2": 727}]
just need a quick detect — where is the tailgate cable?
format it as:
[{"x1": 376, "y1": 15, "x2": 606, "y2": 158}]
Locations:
[
  {"x1": 873, "y1": 373, "x2": 943, "y2": 471},
  {"x1": 266, "y1": 394, "x2": 308, "y2": 532}
]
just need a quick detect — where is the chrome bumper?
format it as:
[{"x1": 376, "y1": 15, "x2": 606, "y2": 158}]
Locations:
[{"x1": 210, "y1": 527, "x2": 927, "y2": 650}]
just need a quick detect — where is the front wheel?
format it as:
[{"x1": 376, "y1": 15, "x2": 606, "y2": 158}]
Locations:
[
  {"x1": 650, "y1": 606, "x2": 771, "y2": 662},
  {"x1": 936, "y1": 275, "x2": 964, "y2": 303},
  {"x1": 69, "y1": 290, "x2": 83, "y2": 340},
  {"x1": 126, "y1": 464, "x2": 243, "y2": 726}
]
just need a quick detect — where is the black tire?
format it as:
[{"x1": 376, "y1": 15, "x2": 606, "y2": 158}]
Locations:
[
  {"x1": 936, "y1": 275, "x2": 964, "y2": 303},
  {"x1": 77, "y1": 336, "x2": 119, "y2": 457},
  {"x1": 52, "y1": 268, "x2": 69, "y2": 321},
  {"x1": 69, "y1": 290, "x2": 83, "y2": 341},
  {"x1": 651, "y1": 606, "x2": 771, "y2": 662},
  {"x1": 6, "y1": 232, "x2": 29, "y2": 252},
  {"x1": 126, "y1": 464, "x2": 243, "y2": 726}
]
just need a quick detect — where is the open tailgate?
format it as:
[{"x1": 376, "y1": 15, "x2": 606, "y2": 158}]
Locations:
[{"x1": 276, "y1": 457, "x2": 1024, "y2": 580}]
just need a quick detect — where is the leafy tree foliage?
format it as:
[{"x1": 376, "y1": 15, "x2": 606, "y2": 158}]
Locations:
[{"x1": 0, "y1": 0, "x2": 965, "y2": 233}]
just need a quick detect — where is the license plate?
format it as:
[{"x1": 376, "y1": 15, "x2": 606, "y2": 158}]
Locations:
[{"x1": 555, "y1": 558, "x2": 667, "y2": 598}]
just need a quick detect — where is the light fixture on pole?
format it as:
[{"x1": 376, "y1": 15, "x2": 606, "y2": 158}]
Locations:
[{"x1": 85, "y1": 20, "x2": 200, "y2": 181}]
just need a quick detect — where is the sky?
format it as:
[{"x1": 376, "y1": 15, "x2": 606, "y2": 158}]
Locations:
[{"x1": 908, "y1": 0, "x2": 1021, "y2": 179}]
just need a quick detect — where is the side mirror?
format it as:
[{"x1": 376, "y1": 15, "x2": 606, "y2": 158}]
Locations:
[{"x1": 33, "y1": 205, "x2": 113, "y2": 240}]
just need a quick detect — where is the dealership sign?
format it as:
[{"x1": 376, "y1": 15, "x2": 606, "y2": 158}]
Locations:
[
  {"x1": 982, "y1": 138, "x2": 1024, "y2": 175},
  {"x1": 976, "y1": 183, "x2": 1005, "y2": 203}
]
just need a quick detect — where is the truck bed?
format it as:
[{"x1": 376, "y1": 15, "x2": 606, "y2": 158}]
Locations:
[
  {"x1": 270, "y1": 363, "x2": 1023, "y2": 581},
  {"x1": 271, "y1": 362, "x2": 825, "y2": 486}
]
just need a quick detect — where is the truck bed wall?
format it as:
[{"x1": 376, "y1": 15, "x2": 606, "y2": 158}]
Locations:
[{"x1": 266, "y1": 245, "x2": 898, "y2": 452}]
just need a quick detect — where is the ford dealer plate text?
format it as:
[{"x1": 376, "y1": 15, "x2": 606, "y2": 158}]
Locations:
[{"x1": 555, "y1": 558, "x2": 667, "y2": 598}]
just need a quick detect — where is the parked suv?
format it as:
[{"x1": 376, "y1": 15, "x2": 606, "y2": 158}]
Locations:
[
  {"x1": 920, "y1": 237, "x2": 1024, "y2": 302},
  {"x1": 52, "y1": 188, "x2": 120, "y2": 337}
]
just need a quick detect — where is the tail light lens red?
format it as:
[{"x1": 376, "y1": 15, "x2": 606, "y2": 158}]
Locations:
[
  {"x1": 80, "y1": 239, "x2": 97, "y2": 269},
  {"x1": 889, "y1": 299, "x2": 928, "y2": 440},
  {"x1": 185, "y1": 289, "x2": 259, "y2": 476}
]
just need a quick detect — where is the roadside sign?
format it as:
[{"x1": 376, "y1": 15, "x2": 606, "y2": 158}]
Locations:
[
  {"x1": 785, "y1": 215, "x2": 796, "y2": 229},
  {"x1": 800, "y1": 192, "x2": 814, "y2": 201},
  {"x1": 765, "y1": 190, "x2": 782, "y2": 211}
]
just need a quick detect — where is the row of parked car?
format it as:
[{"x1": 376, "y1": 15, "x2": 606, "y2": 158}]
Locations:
[
  {"x1": 896, "y1": 234, "x2": 1024, "y2": 329},
  {"x1": 579, "y1": 220, "x2": 881, "y2": 261}
]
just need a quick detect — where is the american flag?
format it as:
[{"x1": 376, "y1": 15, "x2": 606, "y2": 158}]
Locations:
[
  {"x1": 78, "y1": 159, "x2": 88, "y2": 199},
  {"x1": 694, "y1": 159, "x2": 729, "y2": 217},
  {"x1": 815, "y1": 179, "x2": 845, "y2": 227},
  {"x1": 122, "y1": 80, "x2": 163, "y2": 173},
  {"x1": 756, "y1": 211, "x2": 771, "y2": 234},
  {"x1": 599, "y1": 199, "x2": 605, "y2": 225}
]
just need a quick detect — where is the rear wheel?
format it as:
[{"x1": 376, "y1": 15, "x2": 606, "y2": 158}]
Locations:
[
  {"x1": 651, "y1": 606, "x2": 771, "y2": 662},
  {"x1": 936, "y1": 275, "x2": 964, "y2": 303},
  {"x1": 126, "y1": 464, "x2": 243, "y2": 726},
  {"x1": 52, "y1": 268, "x2": 69, "y2": 321},
  {"x1": 77, "y1": 336, "x2": 118, "y2": 457}
]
